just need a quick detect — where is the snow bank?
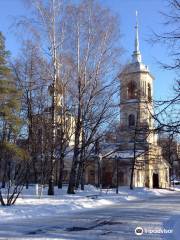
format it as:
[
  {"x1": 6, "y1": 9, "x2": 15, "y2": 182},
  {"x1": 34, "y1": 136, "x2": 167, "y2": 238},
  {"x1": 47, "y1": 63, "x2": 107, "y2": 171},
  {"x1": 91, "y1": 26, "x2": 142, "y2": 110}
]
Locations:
[{"x1": 0, "y1": 185, "x2": 178, "y2": 223}]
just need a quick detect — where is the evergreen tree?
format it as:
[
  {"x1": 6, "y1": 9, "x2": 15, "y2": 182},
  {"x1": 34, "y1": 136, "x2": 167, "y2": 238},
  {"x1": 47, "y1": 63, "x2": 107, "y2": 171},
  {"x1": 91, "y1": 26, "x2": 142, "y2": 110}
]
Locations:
[
  {"x1": 0, "y1": 32, "x2": 27, "y2": 206},
  {"x1": 0, "y1": 32, "x2": 22, "y2": 155}
]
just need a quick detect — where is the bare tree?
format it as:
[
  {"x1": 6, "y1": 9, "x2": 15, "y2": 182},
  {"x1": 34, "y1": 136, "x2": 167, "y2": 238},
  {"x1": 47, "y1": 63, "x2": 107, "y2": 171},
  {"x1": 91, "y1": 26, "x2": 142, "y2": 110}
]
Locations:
[
  {"x1": 65, "y1": 0, "x2": 122, "y2": 194},
  {"x1": 12, "y1": 40, "x2": 49, "y2": 186},
  {"x1": 14, "y1": 0, "x2": 122, "y2": 195},
  {"x1": 150, "y1": 0, "x2": 180, "y2": 133},
  {"x1": 15, "y1": 0, "x2": 70, "y2": 195}
]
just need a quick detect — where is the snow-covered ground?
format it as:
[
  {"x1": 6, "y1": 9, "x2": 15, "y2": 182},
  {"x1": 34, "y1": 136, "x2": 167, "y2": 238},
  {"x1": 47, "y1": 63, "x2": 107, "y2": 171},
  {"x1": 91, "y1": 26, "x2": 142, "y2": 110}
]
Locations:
[
  {"x1": 0, "y1": 185, "x2": 180, "y2": 239},
  {"x1": 0, "y1": 185, "x2": 179, "y2": 223}
]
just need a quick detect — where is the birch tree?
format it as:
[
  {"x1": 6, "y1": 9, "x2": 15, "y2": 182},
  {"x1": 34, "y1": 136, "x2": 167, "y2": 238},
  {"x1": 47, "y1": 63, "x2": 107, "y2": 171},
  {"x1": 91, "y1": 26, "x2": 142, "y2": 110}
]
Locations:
[
  {"x1": 65, "y1": 0, "x2": 122, "y2": 194},
  {"x1": 15, "y1": 0, "x2": 68, "y2": 195}
]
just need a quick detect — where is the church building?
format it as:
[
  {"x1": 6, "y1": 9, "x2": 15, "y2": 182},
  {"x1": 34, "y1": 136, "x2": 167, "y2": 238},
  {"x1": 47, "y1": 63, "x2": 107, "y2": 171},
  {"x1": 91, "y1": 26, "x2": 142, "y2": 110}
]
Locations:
[
  {"x1": 84, "y1": 13, "x2": 170, "y2": 189},
  {"x1": 29, "y1": 13, "x2": 170, "y2": 189}
]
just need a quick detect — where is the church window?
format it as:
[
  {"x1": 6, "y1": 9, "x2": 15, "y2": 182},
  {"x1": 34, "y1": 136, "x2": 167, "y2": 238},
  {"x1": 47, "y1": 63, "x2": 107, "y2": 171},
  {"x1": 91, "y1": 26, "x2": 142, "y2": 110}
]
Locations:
[
  {"x1": 128, "y1": 114, "x2": 135, "y2": 127},
  {"x1": 143, "y1": 81, "x2": 145, "y2": 96},
  {"x1": 142, "y1": 81, "x2": 144, "y2": 96},
  {"x1": 127, "y1": 81, "x2": 137, "y2": 99},
  {"x1": 90, "y1": 170, "x2": 95, "y2": 176},
  {"x1": 148, "y1": 83, "x2": 152, "y2": 101},
  {"x1": 119, "y1": 172, "x2": 124, "y2": 185},
  {"x1": 149, "y1": 115, "x2": 151, "y2": 126}
]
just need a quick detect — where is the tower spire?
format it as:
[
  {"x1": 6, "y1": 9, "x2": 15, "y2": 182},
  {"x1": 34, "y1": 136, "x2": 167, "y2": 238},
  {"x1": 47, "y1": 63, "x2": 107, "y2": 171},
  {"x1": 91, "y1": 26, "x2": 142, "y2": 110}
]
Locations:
[{"x1": 132, "y1": 11, "x2": 142, "y2": 63}]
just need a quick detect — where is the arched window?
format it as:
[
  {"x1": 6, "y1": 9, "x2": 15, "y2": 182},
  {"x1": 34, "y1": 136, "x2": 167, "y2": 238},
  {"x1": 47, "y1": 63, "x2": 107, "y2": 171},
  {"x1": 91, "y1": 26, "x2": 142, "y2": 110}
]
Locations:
[
  {"x1": 143, "y1": 81, "x2": 145, "y2": 96},
  {"x1": 148, "y1": 83, "x2": 151, "y2": 101},
  {"x1": 149, "y1": 114, "x2": 151, "y2": 126},
  {"x1": 128, "y1": 114, "x2": 135, "y2": 127},
  {"x1": 142, "y1": 81, "x2": 144, "y2": 96},
  {"x1": 127, "y1": 81, "x2": 137, "y2": 99}
]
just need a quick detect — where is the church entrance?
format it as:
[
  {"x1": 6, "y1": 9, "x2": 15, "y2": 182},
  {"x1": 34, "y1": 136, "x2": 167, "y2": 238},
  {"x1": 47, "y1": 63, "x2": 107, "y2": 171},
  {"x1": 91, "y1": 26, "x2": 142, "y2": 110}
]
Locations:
[
  {"x1": 88, "y1": 170, "x2": 95, "y2": 185},
  {"x1": 153, "y1": 173, "x2": 159, "y2": 188},
  {"x1": 102, "y1": 172, "x2": 112, "y2": 188}
]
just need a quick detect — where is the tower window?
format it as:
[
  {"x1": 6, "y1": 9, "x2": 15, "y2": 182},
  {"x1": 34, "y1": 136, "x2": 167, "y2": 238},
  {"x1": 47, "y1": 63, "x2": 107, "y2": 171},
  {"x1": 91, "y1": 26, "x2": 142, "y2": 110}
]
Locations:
[
  {"x1": 148, "y1": 83, "x2": 152, "y2": 101},
  {"x1": 149, "y1": 115, "x2": 151, "y2": 126},
  {"x1": 142, "y1": 81, "x2": 144, "y2": 96},
  {"x1": 127, "y1": 81, "x2": 137, "y2": 99},
  {"x1": 128, "y1": 114, "x2": 135, "y2": 127}
]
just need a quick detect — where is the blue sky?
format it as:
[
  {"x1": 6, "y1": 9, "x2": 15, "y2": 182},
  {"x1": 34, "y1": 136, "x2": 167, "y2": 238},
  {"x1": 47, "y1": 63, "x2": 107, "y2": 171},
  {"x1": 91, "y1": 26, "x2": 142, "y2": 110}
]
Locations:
[{"x1": 0, "y1": 0, "x2": 175, "y2": 99}]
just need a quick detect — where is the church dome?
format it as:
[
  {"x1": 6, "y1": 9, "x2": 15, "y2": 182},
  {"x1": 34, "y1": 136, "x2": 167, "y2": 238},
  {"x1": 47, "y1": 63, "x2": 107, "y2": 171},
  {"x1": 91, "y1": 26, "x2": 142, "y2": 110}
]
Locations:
[{"x1": 122, "y1": 61, "x2": 149, "y2": 74}]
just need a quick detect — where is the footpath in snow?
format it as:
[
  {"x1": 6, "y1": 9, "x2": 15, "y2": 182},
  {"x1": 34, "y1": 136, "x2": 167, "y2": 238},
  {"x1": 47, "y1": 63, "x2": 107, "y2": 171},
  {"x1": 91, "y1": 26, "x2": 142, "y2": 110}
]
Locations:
[{"x1": 0, "y1": 185, "x2": 179, "y2": 223}]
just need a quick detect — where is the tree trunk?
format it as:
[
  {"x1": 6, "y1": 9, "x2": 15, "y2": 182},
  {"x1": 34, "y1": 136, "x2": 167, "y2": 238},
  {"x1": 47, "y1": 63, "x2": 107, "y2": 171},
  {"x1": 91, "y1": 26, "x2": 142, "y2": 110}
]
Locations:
[
  {"x1": 81, "y1": 164, "x2": 85, "y2": 191},
  {"x1": 0, "y1": 192, "x2": 5, "y2": 206},
  {"x1": 67, "y1": 150, "x2": 79, "y2": 194},
  {"x1": 67, "y1": 83, "x2": 82, "y2": 194},
  {"x1": 1, "y1": 161, "x2": 7, "y2": 188},
  {"x1": 48, "y1": 146, "x2": 55, "y2": 195},
  {"x1": 75, "y1": 161, "x2": 83, "y2": 190},
  {"x1": 58, "y1": 155, "x2": 64, "y2": 189},
  {"x1": 75, "y1": 147, "x2": 85, "y2": 189}
]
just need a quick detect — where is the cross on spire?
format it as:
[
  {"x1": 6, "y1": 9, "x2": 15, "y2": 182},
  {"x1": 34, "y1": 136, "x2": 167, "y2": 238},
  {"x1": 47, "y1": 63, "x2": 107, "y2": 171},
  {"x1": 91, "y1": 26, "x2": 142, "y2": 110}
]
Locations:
[{"x1": 132, "y1": 11, "x2": 142, "y2": 63}]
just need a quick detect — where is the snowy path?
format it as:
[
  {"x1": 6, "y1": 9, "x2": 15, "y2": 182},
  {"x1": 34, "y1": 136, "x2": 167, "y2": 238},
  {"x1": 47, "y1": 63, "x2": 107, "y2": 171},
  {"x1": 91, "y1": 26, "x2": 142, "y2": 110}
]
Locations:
[{"x1": 0, "y1": 193, "x2": 180, "y2": 240}]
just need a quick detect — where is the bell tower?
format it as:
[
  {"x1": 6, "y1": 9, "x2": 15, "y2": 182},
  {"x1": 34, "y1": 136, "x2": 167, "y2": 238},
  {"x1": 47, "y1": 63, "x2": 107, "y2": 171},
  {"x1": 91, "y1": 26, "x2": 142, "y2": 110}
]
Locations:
[{"x1": 119, "y1": 11, "x2": 156, "y2": 149}]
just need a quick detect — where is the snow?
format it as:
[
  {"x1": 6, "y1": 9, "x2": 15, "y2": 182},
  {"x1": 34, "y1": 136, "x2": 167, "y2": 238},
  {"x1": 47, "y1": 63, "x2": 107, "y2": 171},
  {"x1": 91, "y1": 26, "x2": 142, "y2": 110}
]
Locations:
[
  {"x1": 125, "y1": 99, "x2": 138, "y2": 103},
  {"x1": 0, "y1": 185, "x2": 178, "y2": 223},
  {"x1": 0, "y1": 185, "x2": 180, "y2": 239},
  {"x1": 109, "y1": 150, "x2": 144, "y2": 158}
]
